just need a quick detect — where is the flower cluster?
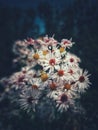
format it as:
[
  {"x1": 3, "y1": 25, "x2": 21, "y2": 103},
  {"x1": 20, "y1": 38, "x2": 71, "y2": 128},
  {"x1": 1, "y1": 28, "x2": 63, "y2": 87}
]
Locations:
[{"x1": 0, "y1": 35, "x2": 91, "y2": 119}]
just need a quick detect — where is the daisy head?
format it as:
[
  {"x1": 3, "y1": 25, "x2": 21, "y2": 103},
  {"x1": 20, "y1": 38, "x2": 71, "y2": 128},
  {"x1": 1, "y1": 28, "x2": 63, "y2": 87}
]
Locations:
[
  {"x1": 43, "y1": 35, "x2": 58, "y2": 45},
  {"x1": 61, "y1": 38, "x2": 74, "y2": 48},
  {"x1": 41, "y1": 53, "x2": 60, "y2": 73},
  {"x1": 26, "y1": 38, "x2": 42, "y2": 50},
  {"x1": 56, "y1": 91, "x2": 74, "y2": 113},
  {"x1": 8, "y1": 72, "x2": 26, "y2": 90},
  {"x1": 29, "y1": 78, "x2": 47, "y2": 91},
  {"x1": 53, "y1": 67, "x2": 72, "y2": 83},
  {"x1": 46, "y1": 80, "x2": 60, "y2": 99},
  {"x1": 27, "y1": 49, "x2": 43, "y2": 66},
  {"x1": 13, "y1": 40, "x2": 27, "y2": 55},
  {"x1": 63, "y1": 83, "x2": 71, "y2": 90},
  {"x1": 19, "y1": 87, "x2": 41, "y2": 113},
  {"x1": 62, "y1": 80, "x2": 79, "y2": 99},
  {"x1": 65, "y1": 53, "x2": 81, "y2": 67},
  {"x1": 74, "y1": 69, "x2": 91, "y2": 93}
]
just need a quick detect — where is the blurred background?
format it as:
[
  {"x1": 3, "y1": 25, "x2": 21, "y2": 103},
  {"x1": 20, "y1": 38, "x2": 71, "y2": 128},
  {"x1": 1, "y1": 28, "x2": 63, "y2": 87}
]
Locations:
[{"x1": 0, "y1": 0, "x2": 98, "y2": 130}]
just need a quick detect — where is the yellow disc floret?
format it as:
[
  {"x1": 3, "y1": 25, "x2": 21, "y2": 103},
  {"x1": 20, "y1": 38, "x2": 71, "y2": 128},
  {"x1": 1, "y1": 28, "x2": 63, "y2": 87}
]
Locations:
[
  {"x1": 33, "y1": 53, "x2": 40, "y2": 60},
  {"x1": 41, "y1": 73, "x2": 48, "y2": 82},
  {"x1": 43, "y1": 50, "x2": 48, "y2": 55},
  {"x1": 60, "y1": 47, "x2": 65, "y2": 53}
]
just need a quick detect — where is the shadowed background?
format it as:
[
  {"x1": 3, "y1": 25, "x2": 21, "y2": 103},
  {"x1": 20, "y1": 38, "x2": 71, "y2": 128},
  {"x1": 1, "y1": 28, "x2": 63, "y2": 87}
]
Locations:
[{"x1": 0, "y1": 0, "x2": 98, "y2": 130}]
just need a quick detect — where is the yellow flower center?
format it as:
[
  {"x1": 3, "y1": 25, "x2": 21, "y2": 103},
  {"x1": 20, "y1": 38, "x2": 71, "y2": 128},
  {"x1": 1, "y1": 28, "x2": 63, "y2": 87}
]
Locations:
[
  {"x1": 43, "y1": 50, "x2": 48, "y2": 55},
  {"x1": 60, "y1": 47, "x2": 65, "y2": 53},
  {"x1": 41, "y1": 73, "x2": 48, "y2": 82},
  {"x1": 33, "y1": 53, "x2": 40, "y2": 60}
]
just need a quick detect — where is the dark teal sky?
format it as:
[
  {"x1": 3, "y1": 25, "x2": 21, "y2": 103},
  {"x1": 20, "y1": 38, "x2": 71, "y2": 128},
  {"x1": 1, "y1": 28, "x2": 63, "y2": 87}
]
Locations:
[
  {"x1": 0, "y1": 0, "x2": 74, "y2": 8},
  {"x1": 0, "y1": 0, "x2": 96, "y2": 10}
]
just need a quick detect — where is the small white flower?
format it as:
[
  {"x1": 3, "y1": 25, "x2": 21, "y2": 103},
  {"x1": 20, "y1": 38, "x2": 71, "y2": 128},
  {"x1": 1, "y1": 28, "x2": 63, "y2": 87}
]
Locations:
[
  {"x1": 52, "y1": 68, "x2": 73, "y2": 83},
  {"x1": 41, "y1": 52, "x2": 61, "y2": 73},
  {"x1": 55, "y1": 91, "x2": 74, "y2": 113},
  {"x1": 13, "y1": 40, "x2": 27, "y2": 55},
  {"x1": 8, "y1": 72, "x2": 26, "y2": 90},
  {"x1": 65, "y1": 53, "x2": 81, "y2": 67},
  {"x1": 27, "y1": 50, "x2": 42, "y2": 66},
  {"x1": 19, "y1": 87, "x2": 41, "y2": 113},
  {"x1": 28, "y1": 78, "x2": 47, "y2": 91},
  {"x1": 46, "y1": 80, "x2": 61, "y2": 99},
  {"x1": 61, "y1": 80, "x2": 80, "y2": 99},
  {"x1": 43, "y1": 35, "x2": 58, "y2": 46},
  {"x1": 61, "y1": 38, "x2": 74, "y2": 48},
  {"x1": 74, "y1": 69, "x2": 91, "y2": 92}
]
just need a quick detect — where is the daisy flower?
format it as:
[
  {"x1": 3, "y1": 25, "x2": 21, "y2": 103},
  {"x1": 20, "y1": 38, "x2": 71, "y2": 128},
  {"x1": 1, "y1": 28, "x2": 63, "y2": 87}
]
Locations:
[
  {"x1": 43, "y1": 35, "x2": 58, "y2": 46},
  {"x1": 27, "y1": 49, "x2": 44, "y2": 66},
  {"x1": 61, "y1": 80, "x2": 80, "y2": 99},
  {"x1": 8, "y1": 72, "x2": 26, "y2": 90},
  {"x1": 65, "y1": 65, "x2": 81, "y2": 81},
  {"x1": 13, "y1": 40, "x2": 31, "y2": 65},
  {"x1": 46, "y1": 80, "x2": 61, "y2": 99},
  {"x1": 55, "y1": 91, "x2": 74, "y2": 113},
  {"x1": 13, "y1": 40, "x2": 27, "y2": 55},
  {"x1": 25, "y1": 38, "x2": 35, "y2": 45},
  {"x1": 61, "y1": 38, "x2": 74, "y2": 48},
  {"x1": 25, "y1": 38, "x2": 42, "y2": 51},
  {"x1": 27, "y1": 77, "x2": 47, "y2": 91},
  {"x1": 40, "y1": 52, "x2": 61, "y2": 73},
  {"x1": 65, "y1": 53, "x2": 81, "y2": 67},
  {"x1": 19, "y1": 87, "x2": 41, "y2": 113},
  {"x1": 52, "y1": 65, "x2": 74, "y2": 83},
  {"x1": 74, "y1": 69, "x2": 91, "y2": 92}
]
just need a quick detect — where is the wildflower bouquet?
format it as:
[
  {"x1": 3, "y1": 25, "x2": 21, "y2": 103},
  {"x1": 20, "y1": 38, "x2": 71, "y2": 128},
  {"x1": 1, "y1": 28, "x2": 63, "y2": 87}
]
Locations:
[{"x1": 0, "y1": 35, "x2": 91, "y2": 120}]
